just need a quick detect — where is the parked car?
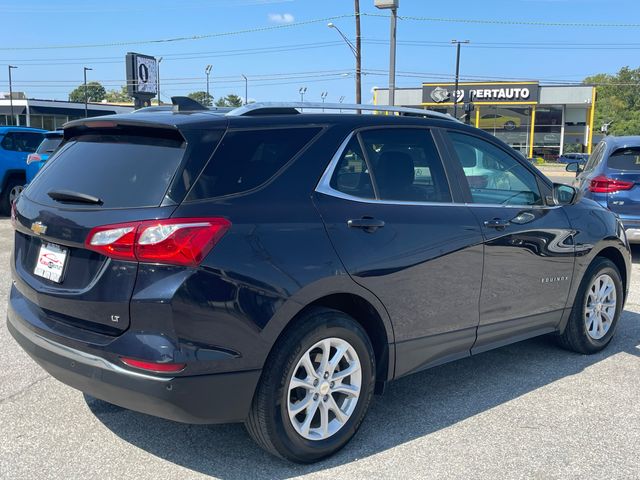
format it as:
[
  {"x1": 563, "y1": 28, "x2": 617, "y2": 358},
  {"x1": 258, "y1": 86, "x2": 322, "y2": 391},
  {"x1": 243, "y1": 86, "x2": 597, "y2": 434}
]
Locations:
[
  {"x1": 568, "y1": 136, "x2": 640, "y2": 243},
  {"x1": 558, "y1": 152, "x2": 589, "y2": 164},
  {"x1": 0, "y1": 126, "x2": 45, "y2": 214},
  {"x1": 8, "y1": 101, "x2": 631, "y2": 463},
  {"x1": 25, "y1": 130, "x2": 64, "y2": 184}
]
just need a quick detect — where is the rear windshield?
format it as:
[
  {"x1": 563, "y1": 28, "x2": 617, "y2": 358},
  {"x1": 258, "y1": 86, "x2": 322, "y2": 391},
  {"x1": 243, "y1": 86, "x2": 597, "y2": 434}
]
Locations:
[
  {"x1": 26, "y1": 133, "x2": 185, "y2": 208},
  {"x1": 36, "y1": 136, "x2": 63, "y2": 155},
  {"x1": 608, "y1": 147, "x2": 640, "y2": 171},
  {"x1": 187, "y1": 127, "x2": 321, "y2": 200}
]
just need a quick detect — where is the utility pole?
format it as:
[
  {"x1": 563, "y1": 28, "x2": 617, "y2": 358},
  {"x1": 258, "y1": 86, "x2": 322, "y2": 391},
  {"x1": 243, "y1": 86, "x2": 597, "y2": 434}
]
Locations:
[
  {"x1": 8, "y1": 65, "x2": 17, "y2": 125},
  {"x1": 451, "y1": 40, "x2": 469, "y2": 118},
  {"x1": 355, "y1": 0, "x2": 362, "y2": 105},
  {"x1": 241, "y1": 74, "x2": 248, "y2": 105},
  {"x1": 157, "y1": 57, "x2": 163, "y2": 105},
  {"x1": 83, "y1": 66, "x2": 92, "y2": 118},
  {"x1": 205, "y1": 65, "x2": 212, "y2": 106}
]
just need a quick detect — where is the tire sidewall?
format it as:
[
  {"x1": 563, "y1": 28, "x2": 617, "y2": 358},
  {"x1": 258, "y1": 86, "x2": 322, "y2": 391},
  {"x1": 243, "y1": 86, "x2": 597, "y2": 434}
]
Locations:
[{"x1": 269, "y1": 314, "x2": 375, "y2": 462}]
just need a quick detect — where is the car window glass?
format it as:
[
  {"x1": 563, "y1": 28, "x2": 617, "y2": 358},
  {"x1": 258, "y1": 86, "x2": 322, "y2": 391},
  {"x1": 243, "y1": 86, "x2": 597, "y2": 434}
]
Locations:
[
  {"x1": 584, "y1": 143, "x2": 604, "y2": 172},
  {"x1": 608, "y1": 147, "x2": 640, "y2": 171},
  {"x1": 16, "y1": 132, "x2": 45, "y2": 153},
  {"x1": 359, "y1": 128, "x2": 451, "y2": 203},
  {"x1": 449, "y1": 131, "x2": 543, "y2": 206},
  {"x1": 330, "y1": 137, "x2": 374, "y2": 199},
  {"x1": 0, "y1": 133, "x2": 17, "y2": 151},
  {"x1": 188, "y1": 127, "x2": 321, "y2": 200},
  {"x1": 36, "y1": 136, "x2": 63, "y2": 154}
]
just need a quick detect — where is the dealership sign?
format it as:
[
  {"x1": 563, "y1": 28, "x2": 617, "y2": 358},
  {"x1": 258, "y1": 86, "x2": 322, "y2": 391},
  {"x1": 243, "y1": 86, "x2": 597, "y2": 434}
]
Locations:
[
  {"x1": 126, "y1": 52, "x2": 158, "y2": 109},
  {"x1": 422, "y1": 82, "x2": 539, "y2": 105}
]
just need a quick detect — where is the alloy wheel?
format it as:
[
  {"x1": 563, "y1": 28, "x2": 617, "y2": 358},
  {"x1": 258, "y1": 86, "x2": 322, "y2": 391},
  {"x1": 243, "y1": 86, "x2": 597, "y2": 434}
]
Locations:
[
  {"x1": 9, "y1": 185, "x2": 24, "y2": 204},
  {"x1": 584, "y1": 273, "x2": 617, "y2": 340},
  {"x1": 287, "y1": 337, "x2": 362, "y2": 441}
]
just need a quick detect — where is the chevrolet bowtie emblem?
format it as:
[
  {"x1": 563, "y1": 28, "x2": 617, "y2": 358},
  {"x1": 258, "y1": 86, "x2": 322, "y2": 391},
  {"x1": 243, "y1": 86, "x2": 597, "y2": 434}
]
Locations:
[{"x1": 30, "y1": 221, "x2": 47, "y2": 236}]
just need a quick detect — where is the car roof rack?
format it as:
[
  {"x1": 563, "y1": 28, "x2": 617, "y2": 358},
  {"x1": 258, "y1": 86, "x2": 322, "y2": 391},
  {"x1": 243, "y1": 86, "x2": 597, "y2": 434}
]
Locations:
[{"x1": 225, "y1": 102, "x2": 459, "y2": 121}]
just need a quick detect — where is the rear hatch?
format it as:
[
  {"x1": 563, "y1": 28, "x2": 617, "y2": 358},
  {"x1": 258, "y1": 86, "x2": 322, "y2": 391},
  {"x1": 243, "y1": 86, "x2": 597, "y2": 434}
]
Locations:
[
  {"x1": 602, "y1": 146, "x2": 640, "y2": 218},
  {"x1": 12, "y1": 120, "x2": 222, "y2": 335}
]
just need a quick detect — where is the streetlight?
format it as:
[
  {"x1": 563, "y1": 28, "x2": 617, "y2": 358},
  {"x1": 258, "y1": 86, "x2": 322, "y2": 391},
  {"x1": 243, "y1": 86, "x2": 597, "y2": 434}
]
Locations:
[
  {"x1": 451, "y1": 40, "x2": 470, "y2": 118},
  {"x1": 8, "y1": 65, "x2": 17, "y2": 125},
  {"x1": 375, "y1": 0, "x2": 399, "y2": 106},
  {"x1": 339, "y1": 95, "x2": 345, "y2": 113},
  {"x1": 328, "y1": 22, "x2": 361, "y2": 105},
  {"x1": 241, "y1": 74, "x2": 248, "y2": 105},
  {"x1": 299, "y1": 87, "x2": 307, "y2": 102},
  {"x1": 321, "y1": 91, "x2": 328, "y2": 111},
  {"x1": 157, "y1": 57, "x2": 163, "y2": 105},
  {"x1": 205, "y1": 64, "x2": 212, "y2": 105},
  {"x1": 83, "y1": 66, "x2": 92, "y2": 118}
]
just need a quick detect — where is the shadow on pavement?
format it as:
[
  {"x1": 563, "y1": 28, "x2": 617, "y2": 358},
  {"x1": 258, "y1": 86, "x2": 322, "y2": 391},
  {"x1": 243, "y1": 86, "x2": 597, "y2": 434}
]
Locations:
[{"x1": 85, "y1": 310, "x2": 640, "y2": 479}]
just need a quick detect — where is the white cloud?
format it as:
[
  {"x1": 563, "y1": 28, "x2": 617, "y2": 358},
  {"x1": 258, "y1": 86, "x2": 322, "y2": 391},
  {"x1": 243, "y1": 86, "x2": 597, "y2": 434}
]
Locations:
[{"x1": 268, "y1": 13, "x2": 295, "y2": 24}]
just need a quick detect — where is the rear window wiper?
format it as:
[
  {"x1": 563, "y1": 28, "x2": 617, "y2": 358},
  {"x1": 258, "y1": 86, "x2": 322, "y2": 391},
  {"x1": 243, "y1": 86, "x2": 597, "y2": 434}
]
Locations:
[{"x1": 47, "y1": 189, "x2": 103, "y2": 205}]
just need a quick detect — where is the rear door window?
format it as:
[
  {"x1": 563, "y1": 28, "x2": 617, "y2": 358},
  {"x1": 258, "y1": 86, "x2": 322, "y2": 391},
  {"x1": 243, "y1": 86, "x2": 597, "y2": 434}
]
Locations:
[
  {"x1": 330, "y1": 137, "x2": 374, "y2": 199},
  {"x1": 187, "y1": 127, "x2": 321, "y2": 200},
  {"x1": 359, "y1": 128, "x2": 452, "y2": 203},
  {"x1": 25, "y1": 133, "x2": 186, "y2": 208},
  {"x1": 607, "y1": 147, "x2": 640, "y2": 170}
]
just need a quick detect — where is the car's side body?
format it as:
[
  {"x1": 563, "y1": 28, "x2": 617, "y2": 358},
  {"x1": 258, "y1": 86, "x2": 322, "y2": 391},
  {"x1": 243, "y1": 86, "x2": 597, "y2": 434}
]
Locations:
[
  {"x1": 0, "y1": 126, "x2": 45, "y2": 201},
  {"x1": 573, "y1": 135, "x2": 640, "y2": 243},
  {"x1": 7, "y1": 110, "x2": 631, "y2": 427}
]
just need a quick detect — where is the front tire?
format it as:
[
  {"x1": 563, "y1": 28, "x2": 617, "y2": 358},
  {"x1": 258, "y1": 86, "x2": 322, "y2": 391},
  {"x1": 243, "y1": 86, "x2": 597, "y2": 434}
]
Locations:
[
  {"x1": 246, "y1": 308, "x2": 375, "y2": 463},
  {"x1": 559, "y1": 257, "x2": 623, "y2": 354}
]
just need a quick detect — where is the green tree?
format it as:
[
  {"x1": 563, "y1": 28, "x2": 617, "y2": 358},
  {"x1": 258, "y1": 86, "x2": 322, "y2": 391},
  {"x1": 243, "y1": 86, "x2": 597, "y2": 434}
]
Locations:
[
  {"x1": 584, "y1": 67, "x2": 640, "y2": 136},
  {"x1": 187, "y1": 91, "x2": 213, "y2": 107},
  {"x1": 215, "y1": 94, "x2": 244, "y2": 107},
  {"x1": 104, "y1": 86, "x2": 132, "y2": 103},
  {"x1": 68, "y1": 81, "x2": 106, "y2": 103}
]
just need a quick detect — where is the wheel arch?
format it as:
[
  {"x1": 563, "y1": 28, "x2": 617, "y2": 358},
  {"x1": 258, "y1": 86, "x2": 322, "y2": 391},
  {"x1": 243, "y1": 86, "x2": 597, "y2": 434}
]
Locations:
[{"x1": 595, "y1": 246, "x2": 628, "y2": 298}]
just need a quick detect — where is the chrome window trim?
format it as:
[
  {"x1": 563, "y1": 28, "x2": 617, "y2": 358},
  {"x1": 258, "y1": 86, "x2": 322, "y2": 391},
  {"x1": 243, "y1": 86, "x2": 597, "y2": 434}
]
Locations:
[{"x1": 315, "y1": 129, "x2": 560, "y2": 210}]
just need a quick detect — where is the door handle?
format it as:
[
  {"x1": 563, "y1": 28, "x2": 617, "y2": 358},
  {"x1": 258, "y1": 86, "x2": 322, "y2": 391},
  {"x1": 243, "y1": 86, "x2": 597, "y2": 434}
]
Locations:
[
  {"x1": 484, "y1": 218, "x2": 510, "y2": 230},
  {"x1": 347, "y1": 217, "x2": 385, "y2": 233}
]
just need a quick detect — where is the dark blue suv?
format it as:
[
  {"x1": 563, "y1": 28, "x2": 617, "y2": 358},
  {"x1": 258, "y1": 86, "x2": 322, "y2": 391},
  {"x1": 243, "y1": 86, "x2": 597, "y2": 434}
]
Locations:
[
  {"x1": 568, "y1": 136, "x2": 640, "y2": 243},
  {"x1": 7, "y1": 100, "x2": 631, "y2": 462}
]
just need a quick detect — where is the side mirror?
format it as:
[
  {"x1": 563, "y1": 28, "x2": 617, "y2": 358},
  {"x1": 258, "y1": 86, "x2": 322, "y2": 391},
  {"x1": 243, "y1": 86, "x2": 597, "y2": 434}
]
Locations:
[
  {"x1": 565, "y1": 162, "x2": 582, "y2": 174},
  {"x1": 553, "y1": 183, "x2": 577, "y2": 205}
]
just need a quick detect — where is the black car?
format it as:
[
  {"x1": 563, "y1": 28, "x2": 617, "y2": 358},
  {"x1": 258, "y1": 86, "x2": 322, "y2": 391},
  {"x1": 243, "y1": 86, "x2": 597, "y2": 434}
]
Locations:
[{"x1": 7, "y1": 100, "x2": 631, "y2": 463}]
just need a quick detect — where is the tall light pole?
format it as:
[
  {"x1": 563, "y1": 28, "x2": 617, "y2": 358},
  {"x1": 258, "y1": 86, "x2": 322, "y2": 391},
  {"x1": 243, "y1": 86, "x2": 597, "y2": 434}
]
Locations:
[
  {"x1": 8, "y1": 65, "x2": 17, "y2": 125},
  {"x1": 83, "y1": 66, "x2": 92, "y2": 118},
  {"x1": 328, "y1": 21, "x2": 360, "y2": 105},
  {"x1": 451, "y1": 40, "x2": 469, "y2": 118},
  {"x1": 375, "y1": 0, "x2": 399, "y2": 106},
  {"x1": 339, "y1": 95, "x2": 345, "y2": 113},
  {"x1": 299, "y1": 87, "x2": 307, "y2": 102},
  {"x1": 157, "y1": 57, "x2": 163, "y2": 105},
  {"x1": 321, "y1": 91, "x2": 328, "y2": 111},
  {"x1": 241, "y1": 74, "x2": 248, "y2": 105},
  {"x1": 205, "y1": 64, "x2": 212, "y2": 105}
]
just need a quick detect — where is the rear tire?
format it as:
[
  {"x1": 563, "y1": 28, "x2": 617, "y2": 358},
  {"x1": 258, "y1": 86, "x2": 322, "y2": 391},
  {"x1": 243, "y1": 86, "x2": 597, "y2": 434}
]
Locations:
[
  {"x1": 0, "y1": 178, "x2": 23, "y2": 216},
  {"x1": 558, "y1": 257, "x2": 623, "y2": 354},
  {"x1": 245, "y1": 308, "x2": 375, "y2": 463}
]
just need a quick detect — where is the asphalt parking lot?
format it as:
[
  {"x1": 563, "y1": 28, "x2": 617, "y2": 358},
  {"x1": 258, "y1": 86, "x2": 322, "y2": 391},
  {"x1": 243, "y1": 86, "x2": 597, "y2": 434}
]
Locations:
[{"x1": 1, "y1": 214, "x2": 639, "y2": 479}]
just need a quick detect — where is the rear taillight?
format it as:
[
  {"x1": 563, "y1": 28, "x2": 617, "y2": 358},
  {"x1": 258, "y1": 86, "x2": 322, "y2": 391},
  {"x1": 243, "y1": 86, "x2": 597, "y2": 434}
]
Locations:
[
  {"x1": 26, "y1": 153, "x2": 41, "y2": 165},
  {"x1": 589, "y1": 175, "x2": 635, "y2": 193},
  {"x1": 85, "y1": 217, "x2": 231, "y2": 266},
  {"x1": 120, "y1": 357, "x2": 186, "y2": 373}
]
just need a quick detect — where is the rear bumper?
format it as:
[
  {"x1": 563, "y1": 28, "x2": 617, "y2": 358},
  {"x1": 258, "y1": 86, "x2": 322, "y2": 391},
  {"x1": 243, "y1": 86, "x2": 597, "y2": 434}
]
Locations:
[{"x1": 7, "y1": 301, "x2": 261, "y2": 425}]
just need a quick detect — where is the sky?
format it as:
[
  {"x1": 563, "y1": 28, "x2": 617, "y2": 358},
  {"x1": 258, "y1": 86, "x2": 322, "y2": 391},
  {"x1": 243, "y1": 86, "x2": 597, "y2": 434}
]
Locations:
[{"x1": 1, "y1": 0, "x2": 639, "y2": 104}]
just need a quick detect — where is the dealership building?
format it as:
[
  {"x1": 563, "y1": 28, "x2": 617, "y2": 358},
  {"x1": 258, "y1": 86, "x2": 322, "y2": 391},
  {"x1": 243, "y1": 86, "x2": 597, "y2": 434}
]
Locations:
[
  {"x1": 373, "y1": 81, "x2": 599, "y2": 159},
  {"x1": 0, "y1": 93, "x2": 133, "y2": 130}
]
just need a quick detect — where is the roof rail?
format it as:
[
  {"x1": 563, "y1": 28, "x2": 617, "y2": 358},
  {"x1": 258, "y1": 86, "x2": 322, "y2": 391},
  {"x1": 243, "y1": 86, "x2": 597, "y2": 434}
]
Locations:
[{"x1": 226, "y1": 102, "x2": 459, "y2": 121}]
